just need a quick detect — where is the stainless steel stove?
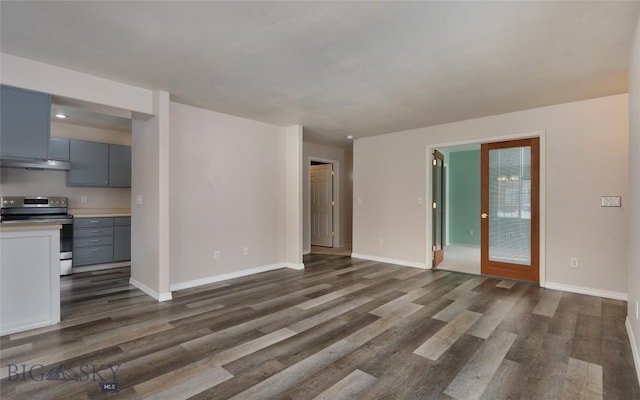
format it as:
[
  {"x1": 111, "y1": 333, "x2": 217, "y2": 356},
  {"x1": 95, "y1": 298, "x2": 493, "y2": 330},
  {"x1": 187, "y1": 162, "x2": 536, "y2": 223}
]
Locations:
[{"x1": 1, "y1": 196, "x2": 74, "y2": 275}]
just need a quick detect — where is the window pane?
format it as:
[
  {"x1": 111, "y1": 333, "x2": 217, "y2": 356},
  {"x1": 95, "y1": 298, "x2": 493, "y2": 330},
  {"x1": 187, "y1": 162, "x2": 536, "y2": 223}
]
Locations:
[{"x1": 488, "y1": 146, "x2": 531, "y2": 265}]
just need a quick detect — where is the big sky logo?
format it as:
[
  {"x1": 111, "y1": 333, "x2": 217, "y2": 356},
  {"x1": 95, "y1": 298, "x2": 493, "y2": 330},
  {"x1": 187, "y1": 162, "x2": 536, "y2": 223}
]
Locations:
[{"x1": 5, "y1": 363, "x2": 120, "y2": 392}]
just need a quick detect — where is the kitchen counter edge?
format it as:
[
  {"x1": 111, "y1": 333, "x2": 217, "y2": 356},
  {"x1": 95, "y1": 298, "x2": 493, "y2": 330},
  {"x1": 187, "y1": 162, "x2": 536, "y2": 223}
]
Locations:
[
  {"x1": 69, "y1": 209, "x2": 131, "y2": 218},
  {"x1": 0, "y1": 223, "x2": 63, "y2": 232}
]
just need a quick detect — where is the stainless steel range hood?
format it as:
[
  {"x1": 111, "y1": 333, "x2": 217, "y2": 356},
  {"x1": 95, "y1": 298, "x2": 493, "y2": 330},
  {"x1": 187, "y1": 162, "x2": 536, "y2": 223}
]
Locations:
[{"x1": 0, "y1": 158, "x2": 70, "y2": 171}]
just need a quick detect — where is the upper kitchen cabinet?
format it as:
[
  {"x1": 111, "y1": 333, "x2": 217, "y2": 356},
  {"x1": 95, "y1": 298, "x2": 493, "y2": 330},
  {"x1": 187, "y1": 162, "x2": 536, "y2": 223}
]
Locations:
[
  {"x1": 0, "y1": 85, "x2": 51, "y2": 160},
  {"x1": 67, "y1": 139, "x2": 131, "y2": 187},
  {"x1": 48, "y1": 137, "x2": 70, "y2": 161},
  {"x1": 108, "y1": 144, "x2": 131, "y2": 187},
  {"x1": 68, "y1": 140, "x2": 109, "y2": 186}
]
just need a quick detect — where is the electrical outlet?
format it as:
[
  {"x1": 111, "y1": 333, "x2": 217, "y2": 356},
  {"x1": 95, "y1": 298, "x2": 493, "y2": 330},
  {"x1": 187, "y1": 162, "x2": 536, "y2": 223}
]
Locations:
[
  {"x1": 135, "y1": 194, "x2": 142, "y2": 205},
  {"x1": 570, "y1": 258, "x2": 579, "y2": 268},
  {"x1": 378, "y1": 239, "x2": 383, "y2": 246},
  {"x1": 418, "y1": 197, "x2": 423, "y2": 205},
  {"x1": 80, "y1": 195, "x2": 88, "y2": 204},
  {"x1": 243, "y1": 247, "x2": 249, "y2": 256},
  {"x1": 468, "y1": 229, "x2": 474, "y2": 236},
  {"x1": 213, "y1": 250, "x2": 220, "y2": 260}
]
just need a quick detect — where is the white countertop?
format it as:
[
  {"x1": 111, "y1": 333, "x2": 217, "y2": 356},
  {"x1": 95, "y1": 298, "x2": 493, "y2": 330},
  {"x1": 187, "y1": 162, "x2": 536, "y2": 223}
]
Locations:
[
  {"x1": 69, "y1": 208, "x2": 131, "y2": 218},
  {"x1": 0, "y1": 222, "x2": 62, "y2": 232}
]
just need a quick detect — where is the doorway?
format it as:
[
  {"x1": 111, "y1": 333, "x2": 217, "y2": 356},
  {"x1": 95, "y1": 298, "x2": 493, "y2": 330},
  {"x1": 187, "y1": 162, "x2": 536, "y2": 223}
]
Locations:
[
  {"x1": 432, "y1": 145, "x2": 481, "y2": 275},
  {"x1": 429, "y1": 134, "x2": 544, "y2": 284},
  {"x1": 310, "y1": 161, "x2": 335, "y2": 248}
]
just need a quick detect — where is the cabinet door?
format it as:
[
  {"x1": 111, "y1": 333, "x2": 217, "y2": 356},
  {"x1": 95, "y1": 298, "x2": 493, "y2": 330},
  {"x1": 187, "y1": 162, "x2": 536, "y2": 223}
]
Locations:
[
  {"x1": 68, "y1": 140, "x2": 109, "y2": 186},
  {"x1": 0, "y1": 85, "x2": 51, "y2": 159},
  {"x1": 74, "y1": 217, "x2": 113, "y2": 228},
  {"x1": 113, "y1": 225, "x2": 131, "y2": 262},
  {"x1": 108, "y1": 144, "x2": 131, "y2": 187},
  {"x1": 49, "y1": 137, "x2": 70, "y2": 161},
  {"x1": 74, "y1": 246, "x2": 114, "y2": 266},
  {"x1": 74, "y1": 227, "x2": 114, "y2": 238}
]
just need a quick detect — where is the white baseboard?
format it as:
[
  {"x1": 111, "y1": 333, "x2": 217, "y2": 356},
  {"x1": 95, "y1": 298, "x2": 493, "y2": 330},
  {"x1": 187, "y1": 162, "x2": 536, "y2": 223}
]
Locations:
[
  {"x1": 130, "y1": 278, "x2": 172, "y2": 302},
  {"x1": 544, "y1": 281, "x2": 628, "y2": 301},
  {"x1": 627, "y1": 317, "x2": 640, "y2": 386},
  {"x1": 351, "y1": 253, "x2": 427, "y2": 269},
  {"x1": 0, "y1": 317, "x2": 55, "y2": 337},
  {"x1": 283, "y1": 262, "x2": 305, "y2": 270},
  {"x1": 169, "y1": 263, "x2": 290, "y2": 292}
]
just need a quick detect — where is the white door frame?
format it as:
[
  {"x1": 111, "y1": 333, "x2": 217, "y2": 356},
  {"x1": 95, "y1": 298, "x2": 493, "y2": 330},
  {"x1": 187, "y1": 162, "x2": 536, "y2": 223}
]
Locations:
[
  {"x1": 308, "y1": 157, "x2": 340, "y2": 248},
  {"x1": 425, "y1": 130, "x2": 547, "y2": 286}
]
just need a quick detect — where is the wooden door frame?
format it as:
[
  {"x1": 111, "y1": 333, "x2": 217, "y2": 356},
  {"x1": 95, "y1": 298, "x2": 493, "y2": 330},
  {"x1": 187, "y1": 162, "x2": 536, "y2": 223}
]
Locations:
[
  {"x1": 425, "y1": 130, "x2": 546, "y2": 286},
  {"x1": 307, "y1": 157, "x2": 339, "y2": 250}
]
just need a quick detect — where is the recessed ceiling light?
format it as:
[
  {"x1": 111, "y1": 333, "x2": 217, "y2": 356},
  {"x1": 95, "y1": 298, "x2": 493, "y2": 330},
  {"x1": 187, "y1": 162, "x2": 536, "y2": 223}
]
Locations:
[
  {"x1": 55, "y1": 113, "x2": 68, "y2": 119},
  {"x1": 346, "y1": 135, "x2": 354, "y2": 140}
]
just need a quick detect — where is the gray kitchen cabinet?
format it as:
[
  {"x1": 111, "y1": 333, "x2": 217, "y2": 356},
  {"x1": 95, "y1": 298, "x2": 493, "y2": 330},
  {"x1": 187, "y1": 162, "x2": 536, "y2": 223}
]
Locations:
[
  {"x1": 113, "y1": 217, "x2": 131, "y2": 262},
  {"x1": 74, "y1": 246, "x2": 114, "y2": 266},
  {"x1": 67, "y1": 140, "x2": 109, "y2": 187},
  {"x1": 73, "y1": 217, "x2": 113, "y2": 267},
  {"x1": 108, "y1": 144, "x2": 132, "y2": 187},
  {"x1": 74, "y1": 217, "x2": 114, "y2": 228},
  {"x1": 67, "y1": 140, "x2": 131, "y2": 188},
  {"x1": 0, "y1": 85, "x2": 51, "y2": 160},
  {"x1": 48, "y1": 137, "x2": 70, "y2": 161},
  {"x1": 73, "y1": 217, "x2": 131, "y2": 267}
]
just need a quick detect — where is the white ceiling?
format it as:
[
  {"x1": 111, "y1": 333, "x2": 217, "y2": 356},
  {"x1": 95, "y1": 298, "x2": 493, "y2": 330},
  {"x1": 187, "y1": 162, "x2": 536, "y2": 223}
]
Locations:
[{"x1": 1, "y1": 1, "x2": 639, "y2": 147}]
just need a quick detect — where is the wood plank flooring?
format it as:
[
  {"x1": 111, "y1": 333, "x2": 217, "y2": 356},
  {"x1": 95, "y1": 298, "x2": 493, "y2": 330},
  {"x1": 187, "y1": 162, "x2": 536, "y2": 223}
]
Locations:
[{"x1": 1, "y1": 254, "x2": 638, "y2": 399}]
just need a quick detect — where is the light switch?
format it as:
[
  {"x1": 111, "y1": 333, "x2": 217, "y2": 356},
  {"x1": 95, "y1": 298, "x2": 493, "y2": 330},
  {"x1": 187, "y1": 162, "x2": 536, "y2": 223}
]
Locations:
[
  {"x1": 601, "y1": 196, "x2": 621, "y2": 207},
  {"x1": 135, "y1": 194, "x2": 143, "y2": 205},
  {"x1": 418, "y1": 197, "x2": 423, "y2": 205}
]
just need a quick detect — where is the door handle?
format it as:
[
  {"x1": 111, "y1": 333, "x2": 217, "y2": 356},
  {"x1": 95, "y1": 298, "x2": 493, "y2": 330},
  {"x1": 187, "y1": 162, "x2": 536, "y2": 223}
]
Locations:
[{"x1": 481, "y1": 213, "x2": 488, "y2": 219}]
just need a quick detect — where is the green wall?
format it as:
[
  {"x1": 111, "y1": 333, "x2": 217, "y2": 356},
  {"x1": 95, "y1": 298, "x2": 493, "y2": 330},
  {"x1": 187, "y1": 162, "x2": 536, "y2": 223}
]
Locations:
[{"x1": 448, "y1": 150, "x2": 480, "y2": 246}]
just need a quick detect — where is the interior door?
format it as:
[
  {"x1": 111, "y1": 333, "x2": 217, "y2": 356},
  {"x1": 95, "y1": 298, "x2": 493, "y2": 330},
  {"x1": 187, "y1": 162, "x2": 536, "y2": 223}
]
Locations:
[
  {"x1": 310, "y1": 163, "x2": 334, "y2": 247},
  {"x1": 432, "y1": 150, "x2": 445, "y2": 267},
  {"x1": 481, "y1": 138, "x2": 540, "y2": 283}
]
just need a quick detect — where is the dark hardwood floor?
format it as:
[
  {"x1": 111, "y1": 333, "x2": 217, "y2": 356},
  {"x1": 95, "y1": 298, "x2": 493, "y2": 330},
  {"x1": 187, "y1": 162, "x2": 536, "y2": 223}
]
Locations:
[{"x1": 1, "y1": 254, "x2": 638, "y2": 399}]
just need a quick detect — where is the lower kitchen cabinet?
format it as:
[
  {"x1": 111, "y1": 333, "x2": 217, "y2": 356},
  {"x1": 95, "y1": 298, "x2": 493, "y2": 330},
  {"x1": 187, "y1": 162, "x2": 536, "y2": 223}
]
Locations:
[
  {"x1": 73, "y1": 216, "x2": 130, "y2": 267},
  {"x1": 113, "y1": 217, "x2": 131, "y2": 262}
]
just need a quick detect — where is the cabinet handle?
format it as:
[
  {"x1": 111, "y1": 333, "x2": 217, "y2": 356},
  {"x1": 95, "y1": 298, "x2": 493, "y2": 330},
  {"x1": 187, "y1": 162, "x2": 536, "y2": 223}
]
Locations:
[
  {"x1": 90, "y1": 230, "x2": 100, "y2": 233},
  {"x1": 89, "y1": 239, "x2": 100, "y2": 242},
  {"x1": 90, "y1": 220, "x2": 100, "y2": 223},
  {"x1": 89, "y1": 249, "x2": 100, "y2": 252}
]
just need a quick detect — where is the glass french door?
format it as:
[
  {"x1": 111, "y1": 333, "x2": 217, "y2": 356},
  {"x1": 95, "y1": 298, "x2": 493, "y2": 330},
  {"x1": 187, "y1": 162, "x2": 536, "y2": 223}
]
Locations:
[
  {"x1": 432, "y1": 150, "x2": 445, "y2": 267},
  {"x1": 481, "y1": 138, "x2": 539, "y2": 283}
]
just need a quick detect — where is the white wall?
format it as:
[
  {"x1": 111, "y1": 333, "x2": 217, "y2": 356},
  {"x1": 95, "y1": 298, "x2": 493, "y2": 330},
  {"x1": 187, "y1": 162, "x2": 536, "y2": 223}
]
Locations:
[
  {"x1": 285, "y1": 125, "x2": 304, "y2": 268},
  {"x1": 131, "y1": 91, "x2": 171, "y2": 301},
  {"x1": 627, "y1": 13, "x2": 640, "y2": 374},
  {"x1": 168, "y1": 102, "x2": 287, "y2": 285},
  {"x1": 0, "y1": 122, "x2": 131, "y2": 209},
  {"x1": 354, "y1": 94, "x2": 629, "y2": 295},
  {"x1": 303, "y1": 141, "x2": 353, "y2": 252}
]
